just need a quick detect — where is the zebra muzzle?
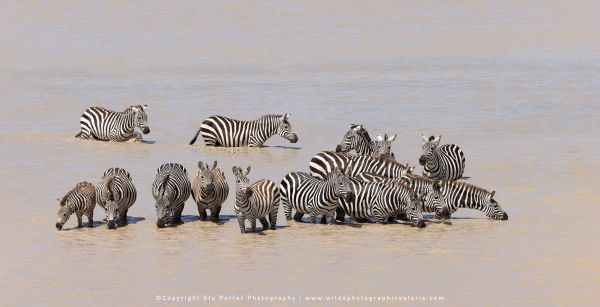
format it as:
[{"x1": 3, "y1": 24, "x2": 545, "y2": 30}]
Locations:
[
  {"x1": 107, "y1": 220, "x2": 117, "y2": 229},
  {"x1": 418, "y1": 156, "x2": 427, "y2": 165},
  {"x1": 55, "y1": 223, "x2": 63, "y2": 230},
  {"x1": 142, "y1": 127, "x2": 150, "y2": 134},
  {"x1": 288, "y1": 133, "x2": 298, "y2": 143},
  {"x1": 415, "y1": 219, "x2": 426, "y2": 228}
]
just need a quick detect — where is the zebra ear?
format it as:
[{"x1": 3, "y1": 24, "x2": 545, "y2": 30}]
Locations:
[
  {"x1": 142, "y1": 104, "x2": 148, "y2": 111},
  {"x1": 388, "y1": 134, "x2": 397, "y2": 142},
  {"x1": 344, "y1": 165, "x2": 353, "y2": 176},
  {"x1": 212, "y1": 160, "x2": 218, "y2": 170},
  {"x1": 490, "y1": 191, "x2": 495, "y2": 199},
  {"x1": 198, "y1": 161, "x2": 205, "y2": 170},
  {"x1": 376, "y1": 134, "x2": 383, "y2": 141},
  {"x1": 282, "y1": 113, "x2": 290, "y2": 121},
  {"x1": 244, "y1": 166, "x2": 251, "y2": 175},
  {"x1": 434, "y1": 135, "x2": 442, "y2": 144},
  {"x1": 421, "y1": 133, "x2": 428, "y2": 142}
]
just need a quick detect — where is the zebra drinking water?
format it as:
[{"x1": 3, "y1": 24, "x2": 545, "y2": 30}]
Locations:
[
  {"x1": 189, "y1": 114, "x2": 298, "y2": 147},
  {"x1": 75, "y1": 105, "x2": 150, "y2": 142},
  {"x1": 152, "y1": 163, "x2": 192, "y2": 228},
  {"x1": 419, "y1": 134, "x2": 465, "y2": 180},
  {"x1": 432, "y1": 180, "x2": 508, "y2": 220},
  {"x1": 96, "y1": 168, "x2": 137, "y2": 229},
  {"x1": 232, "y1": 166, "x2": 280, "y2": 234},
  {"x1": 337, "y1": 178, "x2": 426, "y2": 227},
  {"x1": 279, "y1": 167, "x2": 355, "y2": 224},
  {"x1": 56, "y1": 182, "x2": 96, "y2": 230},
  {"x1": 310, "y1": 152, "x2": 414, "y2": 180},
  {"x1": 191, "y1": 161, "x2": 229, "y2": 222}
]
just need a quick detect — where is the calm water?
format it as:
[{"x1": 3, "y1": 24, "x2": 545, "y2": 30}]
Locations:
[{"x1": 1, "y1": 1, "x2": 599, "y2": 306}]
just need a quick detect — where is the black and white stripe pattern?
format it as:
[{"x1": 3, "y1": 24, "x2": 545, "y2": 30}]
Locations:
[
  {"x1": 152, "y1": 163, "x2": 192, "y2": 228},
  {"x1": 232, "y1": 166, "x2": 280, "y2": 233},
  {"x1": 96, "y1": 168, "x2": 137, "y2": 229},
  {"x1": 75, "y1": 105, "x2": 150, "y2": 142},
  {"x1": 192, "y1": 161, "x2": 229, "y2": 222},
  {"x1": 335, "y1": 124, "x2": 375, "y2": 155},
  {"x1": 433, "y1": 180, "x2": 508, "y2": 220},
  {"x1": 56, "y1": 182, "x2": 96, "y2": 230},
  {"x1": 371, "y1": 133, "x2": 397, "y2": 160},
  {"x1": 279, "y1": 167, "x2": 355, "y2": 224},
  {"x1": 337, "y1": 178, "x2": 426, "y2": 227},
  {"x1": 419, "y1": 135, "x2": 465, "y2": 180},
  {"x1": 310, "y1": 151, "x2": 414, "y2": 180},
  {"x1": 189, "y1": 114, "x2": 298, "y2": 147}
]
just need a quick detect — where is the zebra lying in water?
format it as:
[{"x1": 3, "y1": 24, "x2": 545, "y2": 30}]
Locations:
[
  {"x1": 232, "y1": 166, "x2": 280, "y2": 234},
  {"x1": 96, "y1": 168, "x2": 137, "y2": 229},
  {"x1": 337, "y1": 178, "x2": 427, "y2": 227},
  {"x1": 75, "y1": 105, "x2": 150, "y2": 142},
  {"x1": 152, "y1": 163, "x2": 192, "y2": 228},
  {"x1": 280, "y1": 167, "x2": 355, "y2": 224},
  {"x1": 56, "y1": 182, "x2": 96, "y2": 230},
  {"x1": 310, "y1": 151, "x2": 414, "y2": 180},
  {"x1": 189, "y1": 114, "x2": 298, "y2": 147},
  {"x1": 335, "y1": 124, "x2": 396, "y2": 159},
  {"x1": 419, "y1": 134, "x2": 465, "y2": 180},
  {"x1": 192, "y1": 161, "x2": 229, "y2": 222}
]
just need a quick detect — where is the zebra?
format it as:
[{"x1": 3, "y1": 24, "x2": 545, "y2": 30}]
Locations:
[
  {"x1": 279, "y1": 167, "x2": 355, "y2": 224},
  {"x1": 96, "y1": 168, "x2": 137, "y2": 229},
  {"x1": 337, "y1": 178, "x2": 426, "y2": 227},
  {"x1": 189, "y1": 114, "x2": 298, "y2": 147},
  {"x1": 335, "y1": 124, "x2": 396, "y2": 157},
  {"x1": 355, "y1": 173, "x2": 450, "y2": 220},
  {"x1": 310, "y1": 151, "x2": 414, "y2": 180},
  {"x1": 75, "y1": 105, "x2": 150, "y2": 142},
  {"x1": 232, "y1": 166, "x2": 280, "y2": 234},
  {"x1": 152, "y1": 163, "x2": 192, "y2": 228},
  {"x1": 191, "y1": 161, "x2": 229, "y2": 222},
  {"x1": 371, "y1": 133, "x2": 397, "y2": 160},
  {"x1": 56, "y1": 181, "x2": 96, "y2": 230},
  {"x1": 419, "y1": 134, "x2": 465, "y2": 180},
  {"x1": 432, "y1": 180, "x2": 508, "y2": 220}
]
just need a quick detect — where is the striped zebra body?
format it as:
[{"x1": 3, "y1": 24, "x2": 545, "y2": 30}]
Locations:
[
  {"x1": 192, "y1": 161, "x2": 229, "y2": 222},
  {"x1": 56, "y1": 182, "x2": 96, "y2": 230},
  {"x1": 356, "y1": 173, "x2": 449, "y2": 220},
  {"x1": 279, "y1": 168, "x2": 354, "y2": 224},
  {"x1": 152, "y1": 163, "x2": 192, "y2": 228},
  {"x1": 419, "y1": 135, "x2": 465, "y2": 180},
  {"x1": 75, "y1": 105, "x2": 150, "y2": 142},
  {"x1": 435, "y1": 180, "x2": 508, "y2": 220},
  {"x1": 310, "y1": 151, "x2": 413, "y2": 180},
  {"x1": 337, "y1": 179, "x2": 426, "y2": 227},
  {"x1": 189, "y1": 114, "x2": 298, "y2": 147},
  {"x1": 336, "y1": 124, "x2": 396, "y2": 158},
  {"x1": 232, "y1": 166, "x2": 280, "y2": 233},
  {"x1": 96, "y1": 168, "x2": 137, "y2": 229}
]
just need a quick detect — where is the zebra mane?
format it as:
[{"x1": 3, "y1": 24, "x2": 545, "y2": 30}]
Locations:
[
  {"x1": 449, "y1": 180, "x2": 493, "y2": 195},
  {"x1": 259, "y1": 114, "x2": 285, "y2": 121}
]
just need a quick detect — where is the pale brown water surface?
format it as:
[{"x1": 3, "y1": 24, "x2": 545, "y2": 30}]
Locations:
[{"x1": 1, "y1": 1, "x2": 599, "y2": 306}]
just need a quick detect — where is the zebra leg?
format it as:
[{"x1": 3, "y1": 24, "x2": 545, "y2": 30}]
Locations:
[
  {"x1": 293, "y1": 212, "x2": 304, "y2": 222},
  {"x1": 309, "y1": 211, "x2": 317, "y2": 224},
  {"x1": 396, "y1": 212, "x2": 409, "y2": 221},
  {"x1": 284, "y1": 203, "x2": 292, "y2": 220},
  {"x1": 259, "y1": 217, "x2": 270, "y2": 231},
  {"x1": 237, "y1": 215, "x2": 246, "y2": 234},
  {"x1": 335, "y1": 207, "x2": 345, "y2": 223},
  {"x1": 269, "y1": 209, "x2": 278, "y2": 230},
  {"x1": 76, "y1": 213, "x2": 83, "y2": 228},
  {"x1": 173, "y1": 207, "x2": 184, "y2": 225},
  {"x1": 210, "y1": 206, "x2": 221, "y2": 222},
  {"x1": 119, "y1": 210, "x2": 128, "y2": 226},
  {"x1": 87, "y1": 212, "x2": 94, "y2": 228},
  {"x1": 387, "y1": 216, "x2": 396, "y2": 223},
  {"x1": 198, "y1": 205, "x2": 208, "y2": 221},
  {"x1": 325, "y1": 210, "x2": 336, "y2": 225},
  {"x1": 250, "y1": 219, "x2": 257, "y2": 232},
  {"x1": 320, "y1": 215, "x2": 327, "y2": 224}
]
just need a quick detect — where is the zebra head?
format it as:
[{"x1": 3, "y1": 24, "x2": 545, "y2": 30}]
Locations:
[
  {"x1": 336, "y1": 124, "x2": 369, "y2": 153},
  {"x1": 198, "y1": 161, "x2": 217, "y2": 196},
  {"x1": 483, "y1": 191, "x2": 508, "y2": 220},
  {"x1": 155, "y1": 186, "x2": 172, "y2": 228},
  {"x1": 232, "y1": 166, "x2": 252, "y2": 200},
  {"x1": 105, "y1": 201, "x2": 119, "y2": 229},
  {"x1": 131, "y1": 105, "x2": 150, "y2": 135},
  {"x1": 429, "y1": 181, "x2": 451, "y2": 220},
  {"x1": 419, "y1": 134, "x2": 441, "y2": 166},
  {"x1": 55, "y1": 198, "x2": 72, "y2": 230},
  {"x1": 328, "y1": 167, "x2": 355, "y2": 202},
  {"x1": 406, "y1": 192, "x2": 427, "y2": 228},
  {"x1": 372, "y1": 133, "x2": 396, "y2": 158},
  {"x1": 276, "y1": 113, "x2": 298, "y2": 143}
]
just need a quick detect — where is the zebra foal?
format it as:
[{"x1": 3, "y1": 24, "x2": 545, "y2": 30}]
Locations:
[
  {"x1": 232, "y1": 166, "x2": 280, "y2": 234},
  {"x1": 56, "y1": 182, "x2": 96, "y2": 230},
  {"x1": 192, "y1": 161, "x2": 229, "y2": 222},
  {"x1": 419, "y1": 134, "x2": 465, "y2": 180}
]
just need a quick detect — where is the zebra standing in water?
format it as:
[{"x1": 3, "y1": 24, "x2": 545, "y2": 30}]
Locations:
[
  {"x1": 191, "y1": 161, "x2": 229, "y2": 222},
  {"x1": 232, "y1": 166, "x2": 280, "y2": 234},
  {"x1": 56, "y1": 182, "x2": 96, "y2": 230},
  {"x1": 75, "y1": 105, "x2": 150, "y2": 142},
  {"x1": 152, "y1": 163, "x2": 192, "y2": 228},
  {"x1": 419, "y1": 134, "x2": 465, "y2": 180},
  {"x1": 96, "y1": 168, "x2": 137, "y2": 229},
  {"x1": 189, "y1": 114, "x2": 298, "y2": 147},
  {"x1": 355, "y1": 173, "x2": 450, "y2": 220},
  {"x1": 310, "y1": 152, "x2": 414, "y2": 180},
  {"x1": 432, "y1": 180, "x2": 508, "y2": 220},
  {"x1": 336, "y1": 124, "x2": 397, "y2": 158},
  {"x1": 279, "y1": 167, "x2": 355, "y2": 224},
  {"x1": 337, "y1": 178, "x2": 426, "y2": 227}
]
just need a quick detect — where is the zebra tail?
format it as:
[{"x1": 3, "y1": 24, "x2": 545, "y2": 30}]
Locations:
[
  {"x1": 75, "y1": 131, "x2": 82, "y2": 138},
  {"x1": 189, "y1": 128, "x2": 202, "y2": 145}
]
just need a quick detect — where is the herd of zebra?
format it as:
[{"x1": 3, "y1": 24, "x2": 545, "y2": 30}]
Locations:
[{"x1": 56, "y1": 105, "x2": 508, "y2": 233}]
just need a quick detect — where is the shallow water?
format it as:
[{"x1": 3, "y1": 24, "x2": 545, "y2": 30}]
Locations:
[{"x1": 1, "y1": 1, "x2": 600, "y2": 306}]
